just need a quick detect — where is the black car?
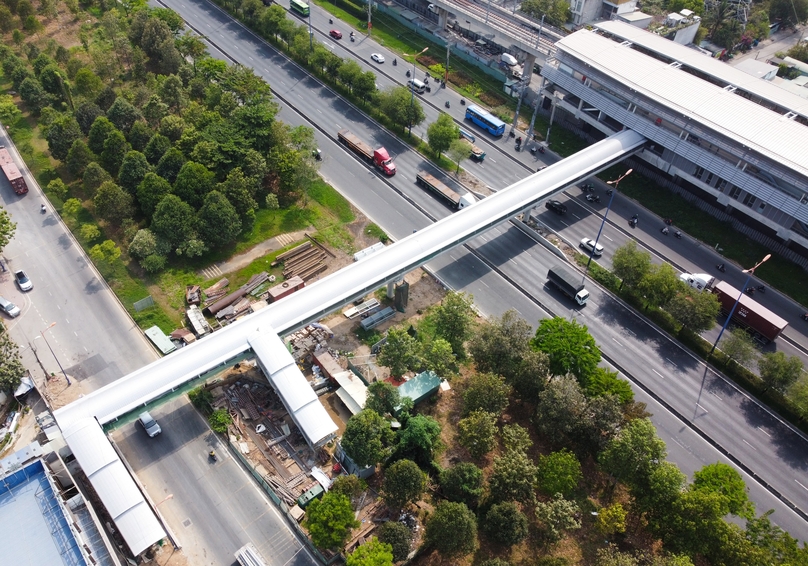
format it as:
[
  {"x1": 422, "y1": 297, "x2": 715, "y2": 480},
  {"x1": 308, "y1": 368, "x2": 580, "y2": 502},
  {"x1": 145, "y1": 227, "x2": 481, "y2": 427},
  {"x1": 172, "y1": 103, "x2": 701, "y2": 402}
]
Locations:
[{"x1": 545, "y1": 200, "x2": 567, "y2": 215}]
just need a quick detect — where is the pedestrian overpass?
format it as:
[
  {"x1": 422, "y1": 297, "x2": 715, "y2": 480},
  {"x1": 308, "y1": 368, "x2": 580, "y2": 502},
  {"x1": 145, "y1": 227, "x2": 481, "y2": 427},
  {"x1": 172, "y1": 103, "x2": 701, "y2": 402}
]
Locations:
[{"x1": 52, "y1": 129, "x2": 646, "y2": 557}]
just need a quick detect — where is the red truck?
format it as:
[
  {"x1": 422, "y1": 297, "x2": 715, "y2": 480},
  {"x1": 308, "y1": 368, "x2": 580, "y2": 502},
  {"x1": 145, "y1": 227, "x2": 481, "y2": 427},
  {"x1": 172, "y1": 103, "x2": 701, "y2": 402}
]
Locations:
[
  {"x1": 712, "y1": 280, "x2": 788, "y2": 343},
  {"x1": 0, "y1": 146, "x2": 28, "y2": 195},
  {"x1": 337, "y1": 130, "x2": 396, "y2": 176}
]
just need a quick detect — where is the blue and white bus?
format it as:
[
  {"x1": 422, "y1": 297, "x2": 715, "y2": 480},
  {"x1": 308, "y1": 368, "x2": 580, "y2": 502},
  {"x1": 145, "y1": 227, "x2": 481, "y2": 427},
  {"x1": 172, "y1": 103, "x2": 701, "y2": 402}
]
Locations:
[{"x1": 464, "y1": 105, "x2": 506, "y2": 137}]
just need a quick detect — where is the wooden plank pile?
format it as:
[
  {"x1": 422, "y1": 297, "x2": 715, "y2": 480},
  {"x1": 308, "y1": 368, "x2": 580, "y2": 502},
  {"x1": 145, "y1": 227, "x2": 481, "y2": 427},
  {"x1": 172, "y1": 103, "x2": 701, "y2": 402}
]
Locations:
[
  {"x1": 186, "y1": 285, "x2": 202, "y2": 305},
  {"x1": 203, "y1": 278, "x2": 229, "y2": 304},
  {"x1": 274, "y1": 241, "x2": 328, "y2": 281}
]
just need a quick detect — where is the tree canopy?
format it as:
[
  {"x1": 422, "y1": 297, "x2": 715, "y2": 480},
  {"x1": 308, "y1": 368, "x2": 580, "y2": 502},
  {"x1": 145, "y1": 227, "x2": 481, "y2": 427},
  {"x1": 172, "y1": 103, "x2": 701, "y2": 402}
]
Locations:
[
  {"x1": 303, "y1": 492, "x2": 359, "y2": 550},
  {"x1": 381, "y1": 459, "x2": 426, "y2": 509},
  {"x1": 424, "y1": 501, "x2": 478, "y2": 557},
  {"x1": 531, "y1": 317, "x2": 601, "y2": 383},
  {"x1": 342, "y1": 409, "x2": 394, "y2": 468}
]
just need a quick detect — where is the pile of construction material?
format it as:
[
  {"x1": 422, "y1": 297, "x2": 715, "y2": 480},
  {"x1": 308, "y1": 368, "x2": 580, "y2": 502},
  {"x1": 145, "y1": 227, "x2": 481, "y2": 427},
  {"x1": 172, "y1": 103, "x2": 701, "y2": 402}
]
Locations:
[
  {"x1": 205, "y1": 273, "x2": 271, "y2": 320},
  {"x1": 273, "y1": 238, "x2": 333, "y2": 281},
  {"x1": 203, "y1": 278, "x2": 229, "y2": 304},
  {"x1": 186, "y1": 285, "x2": 202, "y2": 305},
  {"x1": 286, "y1": 324, "x2": 334, "y2": 362}
]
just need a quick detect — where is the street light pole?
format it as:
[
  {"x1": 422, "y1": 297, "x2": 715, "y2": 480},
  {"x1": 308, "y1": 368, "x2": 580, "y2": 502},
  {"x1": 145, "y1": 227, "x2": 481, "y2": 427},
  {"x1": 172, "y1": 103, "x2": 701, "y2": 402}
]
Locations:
[
  {"x1": 403, "y1": 47, "x2": 428, "y2": 136},
  {"x1": 709, "y1": 254, "x2": 771, "y2": 356},
  {"x1": 40, "y1": 322, "x2": 71, "y2": 386},
  {"x1": 582, "y1": 169, "x2": 632, "y2": 283}
]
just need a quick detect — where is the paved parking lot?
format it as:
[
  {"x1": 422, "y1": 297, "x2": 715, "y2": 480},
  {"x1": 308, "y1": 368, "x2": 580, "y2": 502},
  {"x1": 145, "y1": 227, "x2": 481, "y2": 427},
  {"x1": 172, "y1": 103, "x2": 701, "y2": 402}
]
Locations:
[{"x1": 112, "y1": 396, "x2": 318, "y2": 566}]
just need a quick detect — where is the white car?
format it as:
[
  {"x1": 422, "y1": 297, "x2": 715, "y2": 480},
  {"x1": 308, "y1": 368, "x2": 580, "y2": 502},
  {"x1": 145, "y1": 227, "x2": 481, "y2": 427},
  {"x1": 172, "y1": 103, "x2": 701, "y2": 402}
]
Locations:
[
  {"x1": 371, "y1": 53, "x2": 385, "y2": 64},
  {"x1": 138, "y1": 411, "x2": 162, "y2": 437},
  {"x1": 579, "y1": 238, "x2": 604, "y2": 256},
  {"x1": 0, "y1": 296, "x2": 21, "y2": 318}
]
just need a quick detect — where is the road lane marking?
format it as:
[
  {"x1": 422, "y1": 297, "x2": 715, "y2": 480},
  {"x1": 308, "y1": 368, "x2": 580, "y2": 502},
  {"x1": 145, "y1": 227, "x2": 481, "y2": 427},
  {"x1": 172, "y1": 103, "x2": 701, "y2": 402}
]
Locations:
[
  {"x1": 481, "y1": 281, "x2": 489, "y2": 288},
  {"x1": 757, "y1": 427, "x2": 770, "y2": 437},
  {"x1": 611, "y1": 338, "x2": 622, "y2": 347},
  {"x1": 652, "y1": 369, "x2": 664, "y2": 379},
  {"x1": 603, "y1": 235, "x2": 613, "y2": 241},
  {"x1": 742, "y1": 439, "x2": 757, "y2": 451},
  {"x1": 710, "y1": 391, "x2": 722, "y2": 401},
  {"x1": 696, "y1": 403, "x2": 708, "y2": 414},
  {"x1": 796, "y1": 479, "x2": 808, "y2": 492},
  {"x1": 510, "y1": 259, "x2": 518, "y2": 266},
  {"x1": 665, "y1": 357, "x2": 675, "y2": 365},
  {"x1": 65, "y1": 318, "x2": 69, "y2": 324}
]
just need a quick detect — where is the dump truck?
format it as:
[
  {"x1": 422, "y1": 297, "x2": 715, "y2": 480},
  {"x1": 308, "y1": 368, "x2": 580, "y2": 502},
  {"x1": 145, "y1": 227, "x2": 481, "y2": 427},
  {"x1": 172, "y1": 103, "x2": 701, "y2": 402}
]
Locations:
[
  {"x1": 711, "y1": 280, "x2": 787, "y2": 343},
  {"x1": 416, "y1": 171, "x2": 476, "y2": 209},
  {"x1": 547, "y1": 265, "x2": 589, "y2": 306},
  {"x1": 458, "y1": 130, "x2": 485, "y2": 162},
  {"x1": 0, "y1": 146, "x2": 28, "y2": 195},
  {"x1": 337, "y1": 130, "x2": 396, "y2": 175}
]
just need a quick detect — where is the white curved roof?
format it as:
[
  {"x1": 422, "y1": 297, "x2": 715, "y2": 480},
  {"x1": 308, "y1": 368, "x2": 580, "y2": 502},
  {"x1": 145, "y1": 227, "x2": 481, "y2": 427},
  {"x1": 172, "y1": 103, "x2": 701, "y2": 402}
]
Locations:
[{"x1": 62, "y1": 418, "x2": 166, "y2": 556}]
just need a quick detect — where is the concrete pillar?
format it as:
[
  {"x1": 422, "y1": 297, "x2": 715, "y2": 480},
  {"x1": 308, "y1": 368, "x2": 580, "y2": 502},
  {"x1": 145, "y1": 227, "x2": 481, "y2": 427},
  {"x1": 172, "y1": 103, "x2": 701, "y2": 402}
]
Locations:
[
  {"x1": 524, "y1": 53, "x2": 536, "y2": 77},
  {"x1": 438, "y1": 7, "x2": 448, "y2": 29},
  {"x1": 387, "y1": 281, "x2": 395, "y2": 298}
]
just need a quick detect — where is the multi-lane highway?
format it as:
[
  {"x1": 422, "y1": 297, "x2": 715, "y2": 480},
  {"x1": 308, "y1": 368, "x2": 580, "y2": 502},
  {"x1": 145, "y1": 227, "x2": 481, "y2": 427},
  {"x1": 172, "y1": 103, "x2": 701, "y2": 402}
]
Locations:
[
  {"x1": 0, "y1": 128, "x2": 157, "y2": 392},
  {"x1": 157, "y1": 0, "x2": 808, "y2": 539}
]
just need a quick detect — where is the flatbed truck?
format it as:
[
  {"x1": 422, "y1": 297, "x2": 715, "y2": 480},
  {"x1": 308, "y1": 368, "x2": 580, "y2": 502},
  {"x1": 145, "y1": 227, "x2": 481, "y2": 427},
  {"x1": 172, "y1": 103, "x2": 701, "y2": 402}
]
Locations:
[
  {"x1": 416, "y1": 171, "x2": 476, "y2": 209},
  {"x1": 337, "y1": 130, "x2": 396, "y2": 175}
]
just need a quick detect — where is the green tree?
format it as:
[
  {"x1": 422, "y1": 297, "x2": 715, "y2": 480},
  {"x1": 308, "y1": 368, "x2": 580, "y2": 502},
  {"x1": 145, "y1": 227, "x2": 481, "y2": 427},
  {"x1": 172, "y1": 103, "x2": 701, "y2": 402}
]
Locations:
[
  {"x1": 128, "y1": 229, "x2": 159, "y2": 259},
  {"x1": 534, "y1": 375, "x2": 588, "y2": 446},
  {"x1": 106, "y1": 97, "x2": 142, "y2": 134},
  {"x1": 0, "y1": 6, "x2": 13, "y2": 33},
  {"x1": 338, "y1": 59, "x2": 363, "y2": 92},
  {"x1": 342, "y1": 409, "x2": 394, "y2": 468},
  {"x1": 456, "y1": 410, "x2": 497, "y2": 459},
  {"x1": 378, "y1": 326, "x2": 421, "y2": 378},
  {"x1": 329, "y1": 474, "x2": 365, "y2": 502},
  {"x1": 0, "y1": 206, "x2": 17, "y2": 253},
  {"x1": 758, "y1": 351, "x2": 804, "y2": 393},
  {"x1": 100, "y1": 129, "x2": 131, "y2": 175},
  {"x1": 216, "y1": 167, "x2": 258, "y2": 228},
  {"x1": 118, "y1": 150, "x2": 151, "y2": 193},
  {"x1": 143, "y1": 133, "x2": 172, "y2": 165},
  {"x1": 535, "y1": 493, "x2": 581, "y2": 544},
  {"x1": 83, "y1": 162, "x2": 112, "y2": 194},
  {"x1": 89, "y1": 239, "x2": 122, "y2": 267},
  {"x1": 536, "y1": 449, "x2": 582, "y2": 497},
  {"x1": 612, "y1": 240, "x2": 652, "y2": 290},
  {"x1": 376, "y1": 521, "x2": 412, "y2": 563},
  {"x1": 66, "y1": 139, "x2": 94, "y2": 177},
  {"x1": 46, "y1": 178, "x2": 68, "y2": 201},
  {"x1": 489, "y1": 449, "x2": 537, "y2": 504},
  {"x1": 719, "y1": 328, "x2": 757, "y2": 368},
  {"x1": 17, "y1": 0, "x2": 33, "y2": 18},
  {"x1": 156, "y1": 147, "x2": 186, "y2": 184},
  {"x1": 75, "y1": 102, "x2": 104, "y2": 135},
  {"x1": 531, "y1": 317, "x2": 601, "y2": 383},
  {"x1": 692, "y1": 462, "x2": 754, "y2": 519},
  {"x1": 354, "y1": 71, "x2": 377, "y2": 103},
  {"x1": 365, "y1": 381, "x2": 401, "y2": 417},
  {"x1": 151, "y1": 194, "x2": 196, "y2": 250},
  {"x1": 462, "y1": 372, "x2": 511, "y2": 416},
  {"x1": 378, "y1": 85, "x2": 425, "y2": 133},
  {"x1": 382, "y1": 459, "x2": 426, "y2": 509},
  {"x1": 61, "y1": 198, "x2": 82, "y2": 218},
  {"x1": 45, "y1": 114, "x2": 81, "y2": 161},
  {"x1": 424, "y1": 501, "x2": 478, "y2": 557},
  {"x1": 769, "y1": 0, "x2": 808, "y2": 27},
  {"x1": 137, "y1": 172, "x2": 172, "y2": 219},
  {"x1": 94, "y1": 181, "x2": 134, "y2": 224},
  {"x1": 73, "y1": 68, "x2": 104, "y2": 99},
  {"x1": 346, "y1": 537, "x2": 393, "y2": 566},
  {"x1": 585, "y1": 367, "x2": 634, "y2": 404},
  {"x1": 427, "y1": 112, "x2": 458, "y2": 158},
  {"x1": 746, "y1": 509, "x2": 808, "y2": 565},
  {"x1": 88, "y1": 116, "x2": 117, "y2": 155},
  {"x1": 0, "y1": 94, "x2": 22, "y2": 124},
  {"x1": 173, "y1": 161, "x2": 215, "y2": 208},
  {"x1": 304, "y1": 492, "x2": 359, "y2": 550},
  {"x1": 446, "y1": 138, "x2": 472, "y2": 173},
  {"x1": 420, "y1": 338, "x2": 455, "y2": 377},
  {"x1": 666, "y1": 288, "x2": 720, "y2": 334},
  {"x1": 501, "y1": 424, "x2": 532, "y2": 454},
  {"x1": 159, "y1": 114, "x2": 186, "y2": 142},
  {"x1": 600, "y1": 418, "x2": 666, "y2": 490},
  {"x1": 485, "y1": 502, "x2": 529, "y2": 546},
  {"x1": 0, "y1": 333, "x2": 25, "y2": 392},
  {"x1": 635, "y1": 461, "x2": 687, "y2": 515},
  {"x1": 439, "y1": 462, "x2": 484, "y2": 507},
  {"x1": 596, "y1": 503, "x2": 627, "y2": 537},
  {"x1": 395, "y1": 414, "x2": 442, "y2": 467},
  {"x1": 19, "y1": 77, "x2": 49, "y2": 113},
  {"x1": 521, "y1": 0, "x2": 570, "y2": 26},
  {"x1": 433, "y1": 291, "x2": 475, "y2": 358},
  {"x1": 197, "y1": 191, "x2": 241, "y2": 247},
  {"x1": 789, "y1": 377, "x2": 808, "y2": 422},
  {"x1": 638, "y1": 263, "x2": 681, "y2": 309}
]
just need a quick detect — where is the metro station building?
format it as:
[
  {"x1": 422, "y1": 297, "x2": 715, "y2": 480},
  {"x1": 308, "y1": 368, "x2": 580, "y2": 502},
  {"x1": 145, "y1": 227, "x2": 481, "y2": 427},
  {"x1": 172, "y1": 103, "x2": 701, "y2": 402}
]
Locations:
[{"x1": 540, "y1": 20, "x2": 808, "y2": 259}]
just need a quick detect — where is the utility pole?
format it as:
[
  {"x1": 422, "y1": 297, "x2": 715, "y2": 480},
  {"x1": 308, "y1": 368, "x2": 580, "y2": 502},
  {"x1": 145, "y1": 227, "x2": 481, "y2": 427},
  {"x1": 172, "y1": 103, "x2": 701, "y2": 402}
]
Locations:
[
  {"x1": 508, "y1": 75, "x2": 529, "y2": 138},
  {"x1": 445, "y1": 41, "x2": 451, "y2": 86},
  {"x1": 367, "y1": 0, "x2": 372, "y2": 36}
]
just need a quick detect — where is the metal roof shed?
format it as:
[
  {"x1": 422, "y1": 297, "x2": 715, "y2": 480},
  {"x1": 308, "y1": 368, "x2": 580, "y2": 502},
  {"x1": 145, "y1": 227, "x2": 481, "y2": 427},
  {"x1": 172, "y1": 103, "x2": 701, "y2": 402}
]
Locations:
[
  {"x1": 144, "y1": 326, "x2": 176, "y2": 355},
  {"x1": 248, "y1": 328, "x2": 338, "y2": 447},
  {"x1": 62, "y1": 419, "x2": 165, "y2": 556},
  {"x1": 397, "y1": 371, "x2": 441, "y2": 408}
]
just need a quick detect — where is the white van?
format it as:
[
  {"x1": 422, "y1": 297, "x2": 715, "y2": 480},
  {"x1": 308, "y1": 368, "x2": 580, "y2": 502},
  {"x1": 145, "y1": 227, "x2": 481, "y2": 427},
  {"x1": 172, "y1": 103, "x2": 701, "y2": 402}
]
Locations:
[{"x1": 407, "y1": 79, "x2": 426, "y2": 94}]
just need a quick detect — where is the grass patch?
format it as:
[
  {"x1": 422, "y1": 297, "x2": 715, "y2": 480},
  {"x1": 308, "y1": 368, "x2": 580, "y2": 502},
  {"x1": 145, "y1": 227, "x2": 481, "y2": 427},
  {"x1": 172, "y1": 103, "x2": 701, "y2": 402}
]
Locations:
[
  {"x1": 365, "y1": 223, "x2": 388, "y2": 243},
  {"x1": 308, "y1": 180, "x2": 355, "y2": 223}
]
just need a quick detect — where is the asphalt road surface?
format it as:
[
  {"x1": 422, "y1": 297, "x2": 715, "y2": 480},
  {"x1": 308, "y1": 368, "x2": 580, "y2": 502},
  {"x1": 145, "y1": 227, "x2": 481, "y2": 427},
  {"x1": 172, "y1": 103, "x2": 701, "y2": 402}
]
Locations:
[
  {"x1": 112, "y1": 396, "x2": 318, "y2": 566},
  {"x1": 153, "y1": 0, "x2": 808, "y2": 539},
  {"x1": 0, "y1": 127, "x2": 157, "y2": 391}
]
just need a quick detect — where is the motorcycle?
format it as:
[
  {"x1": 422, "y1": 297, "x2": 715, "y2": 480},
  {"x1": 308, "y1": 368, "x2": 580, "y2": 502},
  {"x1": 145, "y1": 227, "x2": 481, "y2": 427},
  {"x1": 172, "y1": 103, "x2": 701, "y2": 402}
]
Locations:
[
  {"x1": 580, "y1": 183, "x2": 594, "y2": 193},
  {"x1": 538, "y1": 145, "x2": 546, "y2": 154},
  {"x1": 716, "y1": 263, "x2": 726, "y2": 273},
  {"x1": 674, "y1": 230, "x2": 682, "y2": 239},
  {"x1": 406, "y1": 70, "x2": 411, "y2": 77},
  {"x1": 745, "y1": 287, "x2": 756, "y2": 296},
  {"x1": 585, "y1": 194, "x2": 600, "y2": 203},
  {"x1": 802, "y1": 313, "x2": 808, "y2": 321},
  {"x1": 664, "y1": 218, "x2": 673, "y2": 225},
  {"x1": 606, "y1": 189, "x2": 613, "y2": 196},
  {"x1": 530, "y1": 146, "x2": 537, "y2": 156},
  {"x1": 460, "y1": 99, "x2": 465, "y2": 106},
  {"x1": 350, "y1": 33, "x2": 355, "y2": 42},
  {"x1": 313, "y1": 149, "x2": 322, "y2": 161},
  {"x1": 509, "y1": 130, "x2": 515, "y2": 138},
  {"x1": 209, "y1": 450, "x2": 217, "y2": 462},
  {"x1": 329, "y1": 17, "x2": 333, "y2": 24},
  {"x1": 392, "y1": 58, "x2": 397, "y2": 66},
  {"x1": 445, "y1": 100, "x2": 450, "y2": 108},
  {"x1": 40, "y1": 204, "x2": 46, "y2": 214},
  {"x1": 661, "y1": 226, "x2": 669, "y2": 235},
  {"x1": 757, "y1": 285, "x2": 766, "y2": 294},
  {"x1": 629, "y1": 218, "x2": 638, "y2": 228}
]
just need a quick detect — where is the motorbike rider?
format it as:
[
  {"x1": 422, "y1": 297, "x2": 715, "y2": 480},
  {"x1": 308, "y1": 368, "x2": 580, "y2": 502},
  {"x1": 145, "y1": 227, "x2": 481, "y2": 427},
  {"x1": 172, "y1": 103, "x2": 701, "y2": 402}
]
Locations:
[{"x1": 661, "y1": 226, "x2": 669, "y2": 235}]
